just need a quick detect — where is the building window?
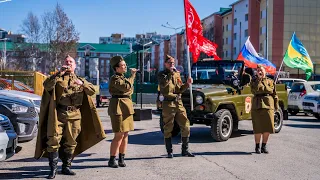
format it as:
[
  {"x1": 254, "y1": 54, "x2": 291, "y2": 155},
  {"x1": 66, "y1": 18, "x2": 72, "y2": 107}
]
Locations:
[
  {"x1": 246, "y1": 4, "x2": 248, "y2": 7},
  {"x1": 226, "y1": 51, "x2": 228, "y2": 57},
  {"x1": 234, "y1": 18, "x2": 237, "y2": 25},
  {"x1": 226, "y1": 25, "x2": 228, "y2": 31},
  {"x1": 260, "y1": 27, "x2": 262, "y2": 35},
  {"x1": 233, "y1": 47, "x2": 237, "y2": 55},
  {"x1": 234, "y1": 33, "x2": 237, "y2": 40},
  {"x1": 244, "y1": 29, "x2": 248, "y2": 37},
  {"x1": 245, "y1": 14, "x2": 248, "y2": 21},
  {"x1": 260, "y1": 43, "x2": 263, "y2": 51},
  {"x1": 226, "y1": 37, "x2": 228, "y2": 44},
  {"x1": 223, "y1": 26, "x2": 224, "y2": 32}
]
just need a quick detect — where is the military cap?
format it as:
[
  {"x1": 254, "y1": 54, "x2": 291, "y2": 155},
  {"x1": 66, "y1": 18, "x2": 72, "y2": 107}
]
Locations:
[
  {"x1": 110, "y1": 56, "x2": 124, "y2": 68},
  {"x1": 257, "y1": 64, "x2": 262, "y2": 68},
  {"x1": 166, "y1": 54, "x2": 174, "y2": 61}
]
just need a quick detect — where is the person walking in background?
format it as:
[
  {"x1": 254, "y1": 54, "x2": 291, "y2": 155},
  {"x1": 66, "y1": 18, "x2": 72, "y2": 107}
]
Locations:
[
  {"x1": 250, "y1": 65, "x2": 279, "y2": 154},
  {"x1": 107, "y1": 56, "x2": 138, "y2": 168}
]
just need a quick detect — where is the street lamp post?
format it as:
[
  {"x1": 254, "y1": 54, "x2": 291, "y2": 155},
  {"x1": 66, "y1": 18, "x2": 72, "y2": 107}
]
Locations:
[
  {"x1": 141, "y1": 41, "x2": 152, "y2": 109},
  {"x1": 161, "y1": 22, "x2": 184, "y2": 65}
]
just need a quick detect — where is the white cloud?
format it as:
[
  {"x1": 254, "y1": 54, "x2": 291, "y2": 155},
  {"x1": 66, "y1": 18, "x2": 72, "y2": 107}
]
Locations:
[{"x1": 0, "y1": 0, "x2": 12, "y2": 3}]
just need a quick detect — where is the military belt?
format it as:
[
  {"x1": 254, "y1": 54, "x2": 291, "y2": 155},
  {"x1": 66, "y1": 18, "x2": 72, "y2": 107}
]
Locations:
[
  {"x1": 112, "y1": 95, "x2": 130, "y2": 99},
  {"x1": 164, "y1": 95, "x2": 182, "y2": 102},
  {"x1": 58, "y1": 105, "x2": 81, "y2": 111},
  {"x1": 254, "y1": 94, "x2": 270, "y2": 97}
]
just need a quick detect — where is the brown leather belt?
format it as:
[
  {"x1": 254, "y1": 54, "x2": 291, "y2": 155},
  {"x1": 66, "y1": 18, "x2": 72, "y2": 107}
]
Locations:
[
  {"x1": 112, "y1": 95, "x2": 130, "y2": 98},
  {"x1": 254, "y1": 94, "x2": 270, "y2": 97},
  {"x1": 164, "y1": 95, "x2": 182, "y2": 102},
  {"x1": 58, "y1": 105, "x2": 81, "y2": 111}
]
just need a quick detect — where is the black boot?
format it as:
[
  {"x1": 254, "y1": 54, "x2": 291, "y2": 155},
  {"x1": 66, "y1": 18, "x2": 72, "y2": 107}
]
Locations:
[
  {"x1": 61, "y1": 153, "x2": 76, "y2": 175},
  {"x1": 47, "y1": 152, "x2": 58, "y2": 179},
  {"x1": 255, "y1": 143, "x2": 261, "y2": 154},
  {"x1": 165, "y1": 138, "x2": 173, "y2": 158},
  {"x1": 181, "y1": 137, "x2": 195, "y2": 157},
  {"x1": 261, "y1": 143, "x2": 269, "y2": 154},
  {"x1": 118, "y1": 153, "x2": 126, "y2": 167},
  {"x1": 108, "y1": 156, "x2": 119, "y2": 168}
]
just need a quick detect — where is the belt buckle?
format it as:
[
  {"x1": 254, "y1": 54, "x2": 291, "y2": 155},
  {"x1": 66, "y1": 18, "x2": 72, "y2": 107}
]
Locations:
[
  {"x1": 175, "y1": 95, "x2": 181, "y2": 102},
  {"x1": 67, "y1": 106, "x2": 74, "y2": 111}
]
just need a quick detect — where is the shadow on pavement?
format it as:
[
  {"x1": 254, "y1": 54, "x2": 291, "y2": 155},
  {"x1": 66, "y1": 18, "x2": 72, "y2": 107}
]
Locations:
[
  {"x1": 5, "y1": 153, "x2": 95, "y2": 163},
  {"x1": 288, "y1": 118, "x2": 320, "y2": 123},
  {"x1": 285, "y1": 124, "x2": 320, "y2": 129},
  {"x1": 104, "y1": 128, "x2": 144, "y2": 134},
  {"x1": 0, "y1": 165, "x2": 107, "y2": 179},
  {"x1": 194, "y1": 151, "x2": 252, "y2": 156},
  {"x1": 116, "y1": 127, "x2": 254, "y2": 145}
]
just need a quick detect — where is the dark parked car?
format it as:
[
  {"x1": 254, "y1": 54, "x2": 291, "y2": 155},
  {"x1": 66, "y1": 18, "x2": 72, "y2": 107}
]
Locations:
[
  {"x1": 0, "y1": 95, "x2": 39, "y2": 142},
  {"x1": 0, "y1": 114, "x2": 17, "y2": 161}
]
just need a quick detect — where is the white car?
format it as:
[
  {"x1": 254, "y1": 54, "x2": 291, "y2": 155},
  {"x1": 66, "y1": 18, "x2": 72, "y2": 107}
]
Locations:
[
  {"x1": 288, "y1": 81, "x2": 320, "y2": 115},
  {"x1": 0, "y1": 90, "x2": 41, "y2": 113},
  {"x1": 302, "y1": 89, "x2": 320, "y2": 120},
  {"x1": 278, "y1": 78, "x2": 307, "y2": 93},
  {"x1": 0, "y1": 114, "x2": 17, "y2": 161}
]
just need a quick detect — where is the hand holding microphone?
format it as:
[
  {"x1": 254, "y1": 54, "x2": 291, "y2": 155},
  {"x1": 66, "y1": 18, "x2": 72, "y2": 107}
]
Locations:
[
  {"x1": 130, "y1": 68, "x2": 139, "y2": 74},
  {"x1": 170, "y1": 67, "x2": 177, "y2": 73},
  {"x1": 60, "y1": 65, "x2": 70, "y2": 75}
]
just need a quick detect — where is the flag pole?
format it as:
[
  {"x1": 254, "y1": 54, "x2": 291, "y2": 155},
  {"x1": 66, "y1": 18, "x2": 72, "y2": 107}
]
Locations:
[
  {"x1": 183, "y1": 0, "x2": 194, "y2": 111},
  {"x1": 275, "y1": 52, "x2": 285, "y2": 82}
]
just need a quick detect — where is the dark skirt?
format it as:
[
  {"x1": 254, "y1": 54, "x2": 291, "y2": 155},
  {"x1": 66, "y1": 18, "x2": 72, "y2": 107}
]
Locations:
[{"x1": 251, "y1": 109, "x2": 275, "y2": 134}]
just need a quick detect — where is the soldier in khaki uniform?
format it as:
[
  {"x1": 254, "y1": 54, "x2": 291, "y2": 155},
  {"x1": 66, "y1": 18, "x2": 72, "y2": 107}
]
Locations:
[
  {"x1": 42, "y1": 55, "x2": 97, "y2": 179},
  {"x1": 250, "y1": 65, "x2": 279, "y2": 154},
  {"x1": 107, "y1": 56, "x2": 137, "y2": 168},
  {"x1": 158, "y1": 55, "x2": 194, "y2": 158}
]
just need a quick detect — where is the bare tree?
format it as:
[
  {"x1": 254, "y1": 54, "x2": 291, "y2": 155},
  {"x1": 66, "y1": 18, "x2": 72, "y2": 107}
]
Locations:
[
  {"x1": 21, "y1": 12, "x2": 41, "y2": 43},
  {"x1": 42, "y1": 3, "x2": 79, "y2": 71}
]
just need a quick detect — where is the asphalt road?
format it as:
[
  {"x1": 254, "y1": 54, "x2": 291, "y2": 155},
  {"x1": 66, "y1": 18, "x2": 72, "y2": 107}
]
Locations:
[{"x1": 1, "y1": 108, "x2": 320, "y2": 180}]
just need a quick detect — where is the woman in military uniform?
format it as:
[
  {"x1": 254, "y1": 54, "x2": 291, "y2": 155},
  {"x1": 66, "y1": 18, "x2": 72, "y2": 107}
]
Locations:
[
  {"x1": 107, "y1": 56, "x2": 137, "y2": 168},
  {"x1": 250, "y1": 65, "x2": 279, "y2": 154}
]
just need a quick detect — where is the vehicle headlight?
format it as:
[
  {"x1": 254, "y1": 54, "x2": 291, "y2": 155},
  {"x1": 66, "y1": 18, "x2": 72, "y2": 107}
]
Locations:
[
  {"x1": 195, "y1": 95, "x2": 203, "y2": 104},
  {"x1": 4, "y1": 103, "x2": 28, "y2": 113}
]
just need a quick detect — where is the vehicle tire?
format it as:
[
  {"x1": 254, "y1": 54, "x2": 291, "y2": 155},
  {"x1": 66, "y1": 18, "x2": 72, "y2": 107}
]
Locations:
[
  {"x1": 159, "y1": 113, "x2": 180, "y2": 137},
  {"x1": 288, "y1": 109, "x2": 298, "y2": 116},
  {"x1": 305, "y1": 112, "x2": 313, "y2": 116},
  {"x1": 274, "y1": 108, "x2": 284, "y2": 133},
  {"x1": 211, "y1": 109, "x2": 233, "y2": 142},
  {"x1": 314, "y1": 113, "x2": 320, "y2": 120}
]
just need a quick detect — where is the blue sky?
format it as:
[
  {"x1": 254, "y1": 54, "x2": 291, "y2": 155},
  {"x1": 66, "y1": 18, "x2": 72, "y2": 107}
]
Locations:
[{"x1": 0, "y1": 0, "x2": 235, "y2": 43}]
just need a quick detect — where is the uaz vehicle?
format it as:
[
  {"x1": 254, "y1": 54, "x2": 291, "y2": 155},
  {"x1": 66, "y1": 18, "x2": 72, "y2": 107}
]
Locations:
[{"x1": 158, "y1": 60, "x2": 288, "y2": 141}]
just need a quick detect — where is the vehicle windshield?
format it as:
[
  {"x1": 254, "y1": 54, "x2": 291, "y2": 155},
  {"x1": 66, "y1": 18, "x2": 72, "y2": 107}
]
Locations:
[
  {"x1": 279, "y1": 80, "x2": 293, "y2": 89},
  {"x1": 311, "y1": 84, "x2": 320, "y2": 91},
  {"x1": 191, "y1": 61, "x2": 244, "y2": 85}
]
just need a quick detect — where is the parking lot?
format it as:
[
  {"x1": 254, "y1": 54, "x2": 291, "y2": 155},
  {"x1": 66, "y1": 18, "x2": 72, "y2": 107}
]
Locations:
[{"x1": 0, "y1": 107, "x2": 320, "y2": 180}]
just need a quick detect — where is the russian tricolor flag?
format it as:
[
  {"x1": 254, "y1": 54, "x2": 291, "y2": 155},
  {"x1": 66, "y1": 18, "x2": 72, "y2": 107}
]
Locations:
[{"x1": 237, "y1": 37, "x2": 276, "y2": 75}]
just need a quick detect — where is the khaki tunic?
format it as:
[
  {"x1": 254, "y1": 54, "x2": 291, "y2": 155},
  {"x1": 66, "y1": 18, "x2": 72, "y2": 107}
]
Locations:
[
  {"x1": 108, "y1": 72, "x2": 136, "y2": 132},
  {"x1": 158, "y1": 69, "x2": 190, "y2": 138},
  {"x1": 43, "y1": 72, "x2": 95, "y2": 153},
  {"x1": 250, "y1": 77, "x2": 279, "y2": 134}
]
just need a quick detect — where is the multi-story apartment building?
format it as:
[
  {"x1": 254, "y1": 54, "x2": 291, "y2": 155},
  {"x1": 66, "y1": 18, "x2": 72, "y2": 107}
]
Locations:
[
  {"x1": 159, "y1": 39, "x2": 170, "y2": 71},
  {"x1": 222, "y1": 9, "x2": 233, "y2": 59},
  {"x1": 0, "y1": 28, "x2": 25, "y2": 43},
  {"x1": 76, "y1": 43, "x2": 131, "y2": 83},
  {"x1": 170, "y1": 34, "x2": 183, "y2": 65}
]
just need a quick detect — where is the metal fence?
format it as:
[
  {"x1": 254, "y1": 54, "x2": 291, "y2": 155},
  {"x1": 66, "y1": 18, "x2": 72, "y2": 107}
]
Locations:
[{"x1": 0, "y1": 71, "x2": 46, "y2": 96}]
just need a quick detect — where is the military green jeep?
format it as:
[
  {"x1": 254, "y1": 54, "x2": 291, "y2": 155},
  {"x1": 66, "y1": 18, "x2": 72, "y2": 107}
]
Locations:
[{"x1": 158, "y1": 60, "x2": 288, "y2": 141}]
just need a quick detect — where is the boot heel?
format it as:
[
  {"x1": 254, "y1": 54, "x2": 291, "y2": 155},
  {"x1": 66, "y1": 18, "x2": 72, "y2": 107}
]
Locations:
[{"x1": 118, "y1": 153, "x2": 126, "y2": 167}]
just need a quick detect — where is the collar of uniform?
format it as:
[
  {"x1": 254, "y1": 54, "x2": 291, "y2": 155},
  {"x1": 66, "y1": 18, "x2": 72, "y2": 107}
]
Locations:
[{"x1": 116, "y1": 72, "x2": 124, "y2": 76}]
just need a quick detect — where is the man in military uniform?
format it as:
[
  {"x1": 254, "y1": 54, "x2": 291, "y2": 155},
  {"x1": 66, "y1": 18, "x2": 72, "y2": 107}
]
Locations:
[
  {"x1": 158, "y1": 55, "x2": 195, "y2": 158},
  {"x1": 35, "y1": 55, "x2": 106, "y2": 179}
]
